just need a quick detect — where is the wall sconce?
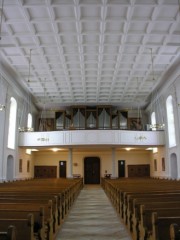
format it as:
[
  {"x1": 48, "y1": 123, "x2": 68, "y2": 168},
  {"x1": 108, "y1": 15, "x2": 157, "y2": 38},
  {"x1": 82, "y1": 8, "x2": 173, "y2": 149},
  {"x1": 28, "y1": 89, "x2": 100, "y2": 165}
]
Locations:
[
  {"x1": 52, "y1": 148, "x2": 59, "y2": 152},
  {"x1": 0, "y1": 104, "x2": 5, "y2": 111},
  {"x1": 73, "y1": 163, "x2": 78, "y2": 167}
]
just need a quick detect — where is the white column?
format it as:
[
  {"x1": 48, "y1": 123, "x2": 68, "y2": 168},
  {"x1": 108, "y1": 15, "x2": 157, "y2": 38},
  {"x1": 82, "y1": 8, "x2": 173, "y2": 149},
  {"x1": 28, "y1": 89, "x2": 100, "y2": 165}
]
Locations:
[
  {"x1": 0, "y1": 108, "x2": 6, "y2": 181},
  {"x1": 68, "y1": 148, "x2": 73, "y2": 178},
  {"x1": 112, "y1": 148, "x2": 116, "y2": 178}
]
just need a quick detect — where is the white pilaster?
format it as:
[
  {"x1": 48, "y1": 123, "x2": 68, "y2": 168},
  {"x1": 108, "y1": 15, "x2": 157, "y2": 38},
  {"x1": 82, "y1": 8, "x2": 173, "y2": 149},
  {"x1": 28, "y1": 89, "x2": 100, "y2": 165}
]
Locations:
[
  {"x1": 68, "y1": 148, "x2": 73, "y2": 178},
  {"x1": 112, "y1": 148, "x2": 116, "y2": 178}
]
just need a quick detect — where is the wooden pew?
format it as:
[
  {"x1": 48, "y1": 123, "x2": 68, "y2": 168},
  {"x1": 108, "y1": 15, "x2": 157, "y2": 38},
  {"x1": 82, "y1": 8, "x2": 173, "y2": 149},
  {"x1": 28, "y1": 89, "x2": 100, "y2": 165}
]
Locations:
[
  {"x1": 121, "y1": 190, "x2": 180, "y2": 224},
  {"x1": 102, "y1": 178, "x2": 180, "y2": 240},
  {"x1": 126, "y1": 192, "x2": 180, "y2": 227},
  {"x1": 131, "y1": 199, "x2": 180, "y2": 237},
  {"x1": 0, "y1": 194, "x2": 59, "y2": 231},
  {"x1": 0, "y1": 178, "x2": 83, "y2": 239},
  {"x1": 0, "y1": 202, "x2": 53, "y2": 240},
  {"x1": 124, "y1": 191, "x2": 180, "y2": 221},
  {"x1": 170, "y1": 223, "x2": 180, "y2": 240},
  {"x1": 0, "y1": 187, "x2": 69, "y2": 223},
  {"x1": 125, "y1": 193, "x2": 180, "y2": 239},
  {"x1": 0, "y1": 208, "x2": 44, "y2": 240},
  {"x1": 138, "y1": 207, "x2": 180, "y2": 240},
  {"x1": 0, "y1": 214, "x2": 33, "y2": 240},
  {"x1": 0, "y1": 225, "x2": 17, "y2": 240},
  {"x1": 0, "y1": 191, "x2": 66, "y2": 226},
  {"x1": 151, "y1": 212, "x2": 180, "y2": 240}
]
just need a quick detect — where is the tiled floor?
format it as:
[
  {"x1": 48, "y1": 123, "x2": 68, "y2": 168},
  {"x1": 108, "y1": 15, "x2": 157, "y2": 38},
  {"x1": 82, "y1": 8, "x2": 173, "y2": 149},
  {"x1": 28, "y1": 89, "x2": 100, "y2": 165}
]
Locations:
[{"x1": 55, "y1": 185, "x2": 132, "y2": 240}]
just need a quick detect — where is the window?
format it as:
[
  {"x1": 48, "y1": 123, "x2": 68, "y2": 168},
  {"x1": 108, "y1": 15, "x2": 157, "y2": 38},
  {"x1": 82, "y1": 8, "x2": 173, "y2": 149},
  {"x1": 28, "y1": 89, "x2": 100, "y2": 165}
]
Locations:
[
  {"x1": 154, "y1": 159, "x2": 157, "y2": 171},
  {"x1": 166, "y1": 95, "x2": 176, "y2": 147},
  {"x1": 7, "y1": 97, "x2": 17, "y2": 149},
  {"x1": 27, "y1": 113, "x2": 32, "y2": 129},
  {"x1": 27, "y1": 160, "x2": 30, "y2": 173},
  {"x1": 19, "y1": 159, "x2": 22, "y2": 173},
  {"x1": 151, "y1": 112, "x2": 156, "y2": 130},
  {"x1": 162, "y1": 158, "x2": 165, "y2": 171}
]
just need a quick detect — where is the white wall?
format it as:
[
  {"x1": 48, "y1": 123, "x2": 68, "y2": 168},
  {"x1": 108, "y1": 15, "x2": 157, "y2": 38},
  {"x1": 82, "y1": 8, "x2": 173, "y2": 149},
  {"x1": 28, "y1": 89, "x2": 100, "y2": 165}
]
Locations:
[
  {"x1": 146, "y1": 69, "x2": 180, "y2": 179},
  {"x1": 33, "y1": 148, "x2": 151, "y2": 178},
  {"x1": 115, "y1": 149, "x2": 151, "y2": 177},
  {"x1": 149, "y1": 147, "x2": 168, "y2": 178},
  {"x1": 17, "y1": 148, "x2": 34, "y2": 180},
  {"x1": 0, "y1": 63, "x2": 38, "y2": 181}
]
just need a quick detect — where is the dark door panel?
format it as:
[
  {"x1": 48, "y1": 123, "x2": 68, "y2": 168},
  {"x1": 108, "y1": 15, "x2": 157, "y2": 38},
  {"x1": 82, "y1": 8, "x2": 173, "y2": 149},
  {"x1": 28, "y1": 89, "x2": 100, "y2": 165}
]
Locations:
[
  {"x1": 118, "y1": 160, "x2": 125, "y2": 177},
  {"x1": 128, "y1": 164, "x2": 150, "y2": 177},
  {"x1": 34, "y1": 166, "x2": 57, "y2": 178},
  {"x1": 84, "y1": 157, "x2": 100, "y2": 184},
  {"x1": 59, "y1": 161, "x2": 66, "y2": 178}
]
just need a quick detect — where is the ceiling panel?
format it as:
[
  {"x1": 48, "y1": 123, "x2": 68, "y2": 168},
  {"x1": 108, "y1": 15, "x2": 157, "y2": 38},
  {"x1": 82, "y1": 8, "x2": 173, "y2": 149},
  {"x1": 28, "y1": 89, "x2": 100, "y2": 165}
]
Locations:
[{"x1": 0, "y1": 0, "x2": 180, "y2": 110}]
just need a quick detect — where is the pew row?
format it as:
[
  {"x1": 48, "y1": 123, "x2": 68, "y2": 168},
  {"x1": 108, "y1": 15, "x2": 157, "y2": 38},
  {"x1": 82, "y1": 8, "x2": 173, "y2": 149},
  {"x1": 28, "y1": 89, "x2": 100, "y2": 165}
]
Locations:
[
  {"x1": 102, "y1": 178, "x2": 180, "y2": 240},
  {"x1": 0, "y1": 225, "x2": 17, "y2": 240},
  {"x1": 0, "y1": 206, "x2": 45, "y2": 240},
  {"x1": 0, "y1": 214, "x2": 33, "y2": 240},
  {"x1": 151, "y1": 212, "x2": 180, "y2": 240},
  {"x1": 170, "y1": 223, "x2": 180, "y2": 240},
  {"x1": 0, "y1": 178, "x2": 83, "y2": 240}
]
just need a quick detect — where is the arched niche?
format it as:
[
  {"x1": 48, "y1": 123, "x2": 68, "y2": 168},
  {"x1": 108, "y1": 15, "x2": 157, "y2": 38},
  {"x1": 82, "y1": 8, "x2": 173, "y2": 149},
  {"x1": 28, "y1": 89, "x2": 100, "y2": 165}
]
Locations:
[
  {"x1": 7, "y1": 155, "x2": 14, "y2": 181},
  {"x1": 170, "y1": 153, "x2": 178, "y2": 179}
]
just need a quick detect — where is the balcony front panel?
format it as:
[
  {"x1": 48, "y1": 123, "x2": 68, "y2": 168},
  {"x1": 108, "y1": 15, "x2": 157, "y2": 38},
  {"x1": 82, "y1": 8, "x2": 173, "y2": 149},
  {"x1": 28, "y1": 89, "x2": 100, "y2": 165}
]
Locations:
[{"x1": 18, "y1": 130, "x2": 165, "y2": 147}]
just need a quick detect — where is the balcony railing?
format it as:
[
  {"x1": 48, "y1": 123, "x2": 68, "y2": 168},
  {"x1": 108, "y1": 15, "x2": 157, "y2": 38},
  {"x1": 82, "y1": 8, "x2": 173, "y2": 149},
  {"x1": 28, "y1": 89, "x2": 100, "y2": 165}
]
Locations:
[{"x1": 18, "y1": 129, "x2": 165, "y2": 147}]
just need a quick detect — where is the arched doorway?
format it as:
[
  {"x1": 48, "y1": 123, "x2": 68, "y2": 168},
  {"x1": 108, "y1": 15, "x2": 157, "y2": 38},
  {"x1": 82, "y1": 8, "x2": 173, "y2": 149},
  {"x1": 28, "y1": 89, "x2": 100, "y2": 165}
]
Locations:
[
  {"x1": 7, "y1": 155, "x2": 14, "y2": 181},
  {"x1": 84, "y1": 157, "x2": 100, "y2": 184},
  {"x1": 170, "y1": 153, "x2": 178, "y2": 179}
]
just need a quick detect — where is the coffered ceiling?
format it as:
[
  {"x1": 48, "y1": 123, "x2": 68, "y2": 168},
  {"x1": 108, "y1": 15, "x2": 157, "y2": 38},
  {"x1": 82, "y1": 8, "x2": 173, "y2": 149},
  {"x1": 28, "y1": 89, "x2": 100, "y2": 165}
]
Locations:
[{"x1": 0, "y1": 0, "x2": 180, "y2": 110}]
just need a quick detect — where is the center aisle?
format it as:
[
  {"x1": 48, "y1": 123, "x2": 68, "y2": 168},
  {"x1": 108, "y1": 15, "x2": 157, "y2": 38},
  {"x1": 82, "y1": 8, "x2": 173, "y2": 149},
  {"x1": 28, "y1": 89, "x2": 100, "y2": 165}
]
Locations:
[{"x1": 55, "y1": 185, "x2": 132, "y2": 240}]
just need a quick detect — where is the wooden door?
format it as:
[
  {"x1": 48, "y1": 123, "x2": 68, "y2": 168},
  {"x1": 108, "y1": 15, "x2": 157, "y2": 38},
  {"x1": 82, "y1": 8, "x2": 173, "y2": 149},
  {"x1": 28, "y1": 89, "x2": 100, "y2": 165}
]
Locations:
[
  {"x1": 118, "y1": 160, "x2": 125, "y2": 177},
  {"x1": 34, "y1": 166, "x2": 57, "y2": 178},
  {"x1": 128, "y1": 164, "x2": 150, "y2": 177},
  {"x1": 84, "y1": 157, "x2": 100, "y2": 184},
  {"x1": 59, "y1": 161, "x2": 67, "y2": 178}
]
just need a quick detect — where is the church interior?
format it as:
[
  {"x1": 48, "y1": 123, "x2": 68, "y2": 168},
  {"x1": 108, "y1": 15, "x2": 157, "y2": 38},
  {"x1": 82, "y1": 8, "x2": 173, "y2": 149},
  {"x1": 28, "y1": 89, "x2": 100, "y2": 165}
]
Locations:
[{"x1": 0, "y1": 0, "x2": 180, "y2": 239}]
